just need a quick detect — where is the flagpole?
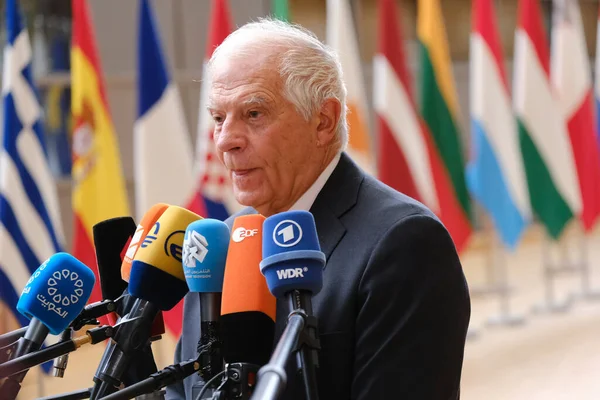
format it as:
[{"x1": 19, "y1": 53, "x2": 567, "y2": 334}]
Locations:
[
  {"x1": 485, "y1": 228, "x2": 525, "y2": 328},
  {"x1": 576, "y1": 224, "x2": 600, "y2": 300},
  {"x1": 532, "y1": 232, "x2": 573, "y2": 314}
]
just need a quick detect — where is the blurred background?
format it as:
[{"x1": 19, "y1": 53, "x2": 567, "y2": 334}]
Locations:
[{"x1": 1, "y1": 0, "x2": 600, "y2": 399}]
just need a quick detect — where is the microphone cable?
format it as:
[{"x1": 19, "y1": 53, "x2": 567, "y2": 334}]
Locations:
[{"x1": 194, "y1": 370, "x2": 226, "y2": 400}]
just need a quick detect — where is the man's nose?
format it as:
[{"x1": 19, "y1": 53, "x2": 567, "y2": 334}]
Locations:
[{"x1": 215, "y1": 118, "x2": 246, "y2": 153}]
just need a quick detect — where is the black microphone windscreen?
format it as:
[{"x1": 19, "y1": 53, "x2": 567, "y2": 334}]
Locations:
[
  {"x1": 220, "y1": 311, "x2": 275, "y2": 366},
  {"x1": 93, "y1": 216, "x2": 136, "y2": 301}
]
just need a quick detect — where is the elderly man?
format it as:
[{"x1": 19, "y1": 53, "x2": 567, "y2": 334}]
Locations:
[{"x1": 167, "y1": 18, "x2": 470, "y2": 400}]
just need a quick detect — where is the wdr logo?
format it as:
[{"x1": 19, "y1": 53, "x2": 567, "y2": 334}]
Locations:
[
  {"x1": 276, "y1": 267, "x2": 308, "y2": 280},
  {"x1": 273, "y1": 220, "x2": 303, "y2": 248}
]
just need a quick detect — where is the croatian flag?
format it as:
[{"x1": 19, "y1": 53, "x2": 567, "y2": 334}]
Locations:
[{"x1": 466, "y1": 0, "x2": 531, "y2": 248}]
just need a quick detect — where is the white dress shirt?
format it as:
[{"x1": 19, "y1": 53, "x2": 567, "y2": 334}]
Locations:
[{"x1": 288, "y1": 153, "x2": 341, "y2": 212}]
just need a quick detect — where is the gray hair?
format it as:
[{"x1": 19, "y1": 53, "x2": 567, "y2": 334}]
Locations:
[{"x1": 207, "y1": 18, "x2": 348, "y2": 152}]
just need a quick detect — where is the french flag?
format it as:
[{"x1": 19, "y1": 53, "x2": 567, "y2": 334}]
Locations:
[
  {"x1": 135, "y1": 0, "x2": 195, "y2": 335},
  {"x1": 187, "y1": 0, "x2": 241, "y2": 220},
  {"x1": 466, "y1": 0, "x2": 531, "y2": 249}
]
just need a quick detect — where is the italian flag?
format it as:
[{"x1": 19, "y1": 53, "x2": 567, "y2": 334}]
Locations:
[
  {"x1": 513, "y1": 0, "x2": 582, "y2": 239},
  {"x1": 417, "y1": 0, "x2": 472, "y2": 251}
]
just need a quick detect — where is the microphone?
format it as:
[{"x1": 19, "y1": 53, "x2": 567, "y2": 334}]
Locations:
[
  {"x1": 45, "y1": 217, "x2": 138, "y2": 381},
  {"x1": 0, "y1": 253, "x2": 95, "y2": 400},
  {"x1": 252, "y1": 211, "x2": 326, "y2": 400},
  {"x1": 120, "y1": 203, "x2": 169, "y2": 337},
  {"x1": 91, "y1": 213, "x2": 164, "y2": 390},
  {"x1": 90, "y1": 205, "x2": 201, "y2": 399},
  {"x1": 121, "y1": 203, "x2": 169, "y2": 283},
  {"x1": 196, "y1": 215, "x2": 276, "y2": 400},
  {"x1": 182, "y1": 219, "x2": 230, "y2": 380},
  {"x1": 93, "y1": 216, "x2": 137, "y2": 304},
  {"x1": 90, "y1": 219, "x2": 229, "y2": 400}
]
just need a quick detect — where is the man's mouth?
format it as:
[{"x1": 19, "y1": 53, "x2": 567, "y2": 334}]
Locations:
[{"x1": 231, "y1": 168, "x2": 255, "y2": 177}]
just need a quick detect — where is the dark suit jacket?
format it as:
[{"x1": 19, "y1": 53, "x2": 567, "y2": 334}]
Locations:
[{"x1": 166, "y1": 152, "x2": 471, "y2": 399}]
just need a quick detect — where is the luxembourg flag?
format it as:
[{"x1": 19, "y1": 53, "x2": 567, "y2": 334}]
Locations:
[
  {"x1": 187, "y1": 0, "x2": 240, "y2": 220},
  {"x1": 466, "y1": 0, "x2": 531, "y2": 248},
  {"x1": 135, "y1": 0, "x2": 195, "y2": 336},
  {"x1": 134, "y1": 0, "x2": 194, "y2": 221}
]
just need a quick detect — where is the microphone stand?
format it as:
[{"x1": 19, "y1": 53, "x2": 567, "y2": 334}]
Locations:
[
  {"x1": 200, "y1": 363, "x2": 259, "y2": 400},
  {"x1": 36, "y1": 388, "x2": 92, "y2": 400},
  {"x1": 0, "y1": 325, "x2": 116, "y2": 378},
  {"x1": 0, "y1": 327, "x2": 27, "y2": 348},
  {"x1": 251, "y1": 290, "x2": 320, "y2": 400}
]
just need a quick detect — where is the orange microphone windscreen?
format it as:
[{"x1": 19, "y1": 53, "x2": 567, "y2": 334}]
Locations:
[
  {"x1": 221, "y1": 214, "x2": 276, "y2": 319},
  {"x1": 220, "y1": 214, "x2": 276, "y2": 365},
  {"x1": 121, "y1": 203, "x2": 169, "y2": 282}
]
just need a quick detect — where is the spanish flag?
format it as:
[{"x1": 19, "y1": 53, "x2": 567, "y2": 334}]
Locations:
[
  {"x1": 417, "y1": 0, "x2": 472, "y2": 251},
  {"x1": 71, "y1": 0, "x2": 130, "y2": 305}
]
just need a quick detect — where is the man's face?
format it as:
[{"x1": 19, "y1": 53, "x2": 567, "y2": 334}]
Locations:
[{"x1": 207, "y1": 52, "x2": 322, "y2": 215}]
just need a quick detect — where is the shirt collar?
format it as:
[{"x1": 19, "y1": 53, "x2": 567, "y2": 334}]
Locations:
[{"x1": 288, "y1": 153, "x2": 341, "y2": 212}]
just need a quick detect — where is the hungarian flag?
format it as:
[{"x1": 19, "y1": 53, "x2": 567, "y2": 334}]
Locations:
[
  {"x1": 326, "y1": 0, "x2": 374, "y2": 174},
  {"x1": 550, "y1": 0, "x2": 600, "y2": 232},
  {"x1": 466, "y1": 0, "x2": 531, "y2": 249},
  {"x1": 417, "y1": 0, "x2": 472, "y2": 251},
  {"x1": 514, "y1": 0, "x2": 581, "y2": 239},
  {"x1": 187, "y1": 0, "x2": 240, "y2": 220},
  {"x1": 71, "y1": 0, "x2": 130, "y2": 307}
]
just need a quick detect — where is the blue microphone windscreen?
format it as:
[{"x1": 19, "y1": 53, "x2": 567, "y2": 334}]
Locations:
[
  {"x1": 182, "y1": 219, "x2": 230, "y2": 293},
  {"x1": 16, "y1": 253, "x2": 96, "y2": 335},
  {"x1": 260, "y1": 211, "x2": 325, "y2": 297}
]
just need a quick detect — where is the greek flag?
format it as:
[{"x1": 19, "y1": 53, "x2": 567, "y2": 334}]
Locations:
[{"x1": 0, "y1": 0, "x2": 65, "y2": 367}]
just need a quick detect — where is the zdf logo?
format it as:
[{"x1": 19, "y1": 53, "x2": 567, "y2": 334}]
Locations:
[{"x1": 232, "y1": 227, "x2": 259, "y2": 243}]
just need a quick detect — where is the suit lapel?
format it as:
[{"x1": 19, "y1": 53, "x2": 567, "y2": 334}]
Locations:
[{"x1": 309, "y1": 152, "x2": 364, "y2": 267}]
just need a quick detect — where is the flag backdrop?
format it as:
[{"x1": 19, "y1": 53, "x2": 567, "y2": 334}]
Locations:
[
  {"x1": 374, "y1": 0, "x2": 439, "y2": 221},
  {"x1": 272, "y1": 0, "x2": 289, "y2": 21},
  {"x1": 187, "y1": 0, "x2": 239, "y2": 220},
  {"x1": 513, "y1": 0, "x2": 581, "y2": 239},
  {"x1": 550, "y1": 0, "x2": 600, "y2": 232},
  {"x1": 417, "y1": 0, "x2": 472, "y2": 251},
  {"x1": 0, "y1": 0, "x2": 65, "y2": 371},
  {"x1": 71, "y1": 0, "x2": 130, "y2": 307},
  {"x1": 326, "y1": 0, "x2": 374, "y2": 175},
  {"x1": 594, "y1": 3, "x2": 600, "y2": 143},
  {"x1": 135, "y1": 0, "x2": 196, "y2": 336},
  {"x1": 596, "y1": 4, "x2": 600, "y2": 144},
  {"x1": 467, "y1": 0, "x2": 531, "y2": 249}
]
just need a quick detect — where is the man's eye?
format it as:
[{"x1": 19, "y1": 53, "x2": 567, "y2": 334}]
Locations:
[
  {"x1": 213, "y1": 115, "x2": 224, "y2": 123},
  {"x1": 248, "y1": 110, "x2": 261, "y2": 118}
]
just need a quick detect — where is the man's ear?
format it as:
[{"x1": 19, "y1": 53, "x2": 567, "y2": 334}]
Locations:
[{"x1": 316, "y1": 98, "x2": 342, "y2": 147}]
